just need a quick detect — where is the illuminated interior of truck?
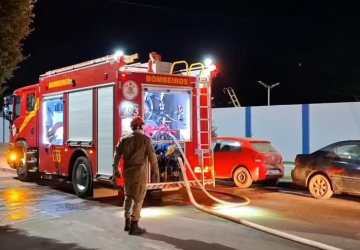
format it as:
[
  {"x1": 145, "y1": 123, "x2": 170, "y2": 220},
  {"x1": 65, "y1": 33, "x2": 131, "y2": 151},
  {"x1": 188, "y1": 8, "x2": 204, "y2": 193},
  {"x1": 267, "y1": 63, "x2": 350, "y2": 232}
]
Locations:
[{"x1": 144, "y1": 88, "x2": 191, "y2": 183}]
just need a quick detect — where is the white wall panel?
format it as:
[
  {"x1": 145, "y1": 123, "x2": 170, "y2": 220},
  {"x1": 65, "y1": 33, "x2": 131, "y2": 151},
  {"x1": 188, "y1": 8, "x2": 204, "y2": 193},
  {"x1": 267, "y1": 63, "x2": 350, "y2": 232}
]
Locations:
[
  {"x1": 212, "y1": 107, "x2": 245, "y2": 137},
  {"x1": 310, "y1": 102, "x2": 360, "y2": 152},
  {"x1": 251, "y1": 105, "x2": 302, "y2": 162}
]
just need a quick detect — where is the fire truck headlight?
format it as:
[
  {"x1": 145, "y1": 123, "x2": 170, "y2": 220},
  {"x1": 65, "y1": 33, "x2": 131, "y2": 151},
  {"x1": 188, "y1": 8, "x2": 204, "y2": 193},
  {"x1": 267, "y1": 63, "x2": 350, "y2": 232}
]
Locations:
[
  {"x1": 113, "y1": 50, "x2": 124, "y2": 60},
  {"x1": 9, "y1": 152, "x2": 17, "y2": 162}
]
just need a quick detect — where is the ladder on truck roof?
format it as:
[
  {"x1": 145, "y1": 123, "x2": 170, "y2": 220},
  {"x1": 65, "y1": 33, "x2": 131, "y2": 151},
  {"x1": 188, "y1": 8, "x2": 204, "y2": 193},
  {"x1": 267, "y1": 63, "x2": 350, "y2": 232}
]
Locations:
[
  {"x1": 40, "y1": 53, "x2": 139, "y2": 77},
  {"x1": 170, "y1": 61, "x2": 214, "y2": 186},
  {"x1": 188, "y1": 63, "x2": 214, "y2": 187}
]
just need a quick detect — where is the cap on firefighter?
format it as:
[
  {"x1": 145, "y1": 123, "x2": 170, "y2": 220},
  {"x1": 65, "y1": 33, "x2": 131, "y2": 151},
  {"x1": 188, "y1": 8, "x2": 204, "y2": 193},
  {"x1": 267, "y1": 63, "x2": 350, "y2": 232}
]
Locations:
[{"x1": 131, "y1": 116, "x2": 145, "y2": 130}]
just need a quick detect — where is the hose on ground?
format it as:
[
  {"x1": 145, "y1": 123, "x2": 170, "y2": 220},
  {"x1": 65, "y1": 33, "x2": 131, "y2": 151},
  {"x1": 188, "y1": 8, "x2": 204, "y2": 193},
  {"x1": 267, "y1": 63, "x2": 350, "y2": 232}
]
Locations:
[
  {"x1": 170, "y1": 137, "x2": 250, "y2": 206},
  {"x1": 168, "y1": 135, "x2": 342, "y2": 250}
]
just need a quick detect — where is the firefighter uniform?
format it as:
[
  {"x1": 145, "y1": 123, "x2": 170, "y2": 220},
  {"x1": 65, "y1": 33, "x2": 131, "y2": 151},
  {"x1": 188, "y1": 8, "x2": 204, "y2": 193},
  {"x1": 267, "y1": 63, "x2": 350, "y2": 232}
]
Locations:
[{"x1": 113, "y1": 129, "x2": 159, "y2": 232}]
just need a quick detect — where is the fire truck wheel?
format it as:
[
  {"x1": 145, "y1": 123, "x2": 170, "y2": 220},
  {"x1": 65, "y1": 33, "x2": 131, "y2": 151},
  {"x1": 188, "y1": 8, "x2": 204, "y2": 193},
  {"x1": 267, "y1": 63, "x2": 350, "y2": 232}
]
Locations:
[
  {"x1": 17, "y1": 165, "x2": 32, "y2": 182},
  {"x1": 147, "y1": 189, "x2": 162, "y2": 201},
  {"x1": 72, "y1": 156, "x2": 93, "y2": 198},
  {"x1": 15, "y1": 140, "x2": 33, "y2": 182},
  {"x1": 233, "y1": 167, "x2": 253, "y2": 188}
]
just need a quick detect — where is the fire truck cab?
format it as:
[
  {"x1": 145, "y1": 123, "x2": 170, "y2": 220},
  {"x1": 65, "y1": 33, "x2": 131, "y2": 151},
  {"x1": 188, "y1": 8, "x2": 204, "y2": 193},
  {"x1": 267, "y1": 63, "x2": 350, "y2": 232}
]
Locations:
[{"x1": 3, "y1": 52, "x2": 215, "y2": 198}]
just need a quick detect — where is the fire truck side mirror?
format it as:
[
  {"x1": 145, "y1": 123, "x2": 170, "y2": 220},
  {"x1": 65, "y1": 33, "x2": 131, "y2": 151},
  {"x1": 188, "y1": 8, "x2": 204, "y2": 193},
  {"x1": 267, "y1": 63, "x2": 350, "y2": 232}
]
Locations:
[
  {"x1": 3, "y1": 96, "x2": 13, "y2": 122},
  {"x1": 3, "y1": 110, "x2": 13, "y2": 122}
]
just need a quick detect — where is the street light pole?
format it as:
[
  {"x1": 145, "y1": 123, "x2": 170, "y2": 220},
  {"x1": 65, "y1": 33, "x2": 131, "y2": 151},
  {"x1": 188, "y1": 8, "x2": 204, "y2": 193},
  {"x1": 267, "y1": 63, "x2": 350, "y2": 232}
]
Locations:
[{"x1": 257, "y1": 81, "x2": 280, "y2": 106}]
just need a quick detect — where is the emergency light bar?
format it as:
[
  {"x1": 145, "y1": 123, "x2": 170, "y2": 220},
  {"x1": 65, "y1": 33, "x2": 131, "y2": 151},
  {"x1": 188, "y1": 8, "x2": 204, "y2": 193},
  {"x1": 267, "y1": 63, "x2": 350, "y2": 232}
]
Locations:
[{"x1": 48, "y1": 79, "x2": 75, "y2": 89}]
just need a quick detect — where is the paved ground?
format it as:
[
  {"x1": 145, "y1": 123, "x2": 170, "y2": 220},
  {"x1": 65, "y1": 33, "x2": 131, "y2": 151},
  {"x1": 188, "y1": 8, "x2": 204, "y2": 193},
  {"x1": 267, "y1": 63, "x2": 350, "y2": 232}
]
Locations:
[
  {"x1": 0, "y1": 144, "x2": 359, "y2": 250},
  {"x1": 0, "y1": 172, "x2": 359, "y2": 250},
  {"x1": 215, "y1": 181, "x2": 360, "y2": 250}
]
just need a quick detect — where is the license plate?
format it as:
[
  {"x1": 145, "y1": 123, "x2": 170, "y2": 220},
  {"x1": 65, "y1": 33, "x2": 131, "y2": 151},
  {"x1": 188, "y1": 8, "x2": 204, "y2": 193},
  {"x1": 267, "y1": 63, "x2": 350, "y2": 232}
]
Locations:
[{"x1": 268, "y1": 169, "x2": 280, "y2": 175}]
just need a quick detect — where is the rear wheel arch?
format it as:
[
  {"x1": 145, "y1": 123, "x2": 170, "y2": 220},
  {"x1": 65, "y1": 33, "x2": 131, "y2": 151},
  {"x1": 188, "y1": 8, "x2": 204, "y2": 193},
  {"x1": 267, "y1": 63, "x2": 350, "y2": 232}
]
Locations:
[
  {"x1": 15, "y1": 138, "x2": 27, "y2": 145},
  {"x1": 71, "y1": 155, "x2": 93, "y2": 198},
  {"x1": 306, "y1": 171, "x2": 333, "y2": 189},
  {"x1": 232, "y1": 165, "x2": 245, "y2": 176},
  {"x1": 68, "y1": 149, "x2": 91, "y2": 181},
  {"x1": 232, "y1": 164, "x2": 255, "y2": 179},
  {"x1": 232, "y1": 165, "x2": 253, "y2": 188},
  {"x1": 14, "y1": 139, "x2": 31, "y2": 181},
  {"x1": 307, "y1": 172, "x2": 334, "y2": 199}
]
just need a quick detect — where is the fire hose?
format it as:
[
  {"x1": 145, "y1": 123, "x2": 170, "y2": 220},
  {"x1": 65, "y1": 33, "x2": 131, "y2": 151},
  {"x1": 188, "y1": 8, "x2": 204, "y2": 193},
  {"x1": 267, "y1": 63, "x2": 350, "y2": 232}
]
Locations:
[{"x1": 169, "y1": 137, "x2": 342, "y2": 250}]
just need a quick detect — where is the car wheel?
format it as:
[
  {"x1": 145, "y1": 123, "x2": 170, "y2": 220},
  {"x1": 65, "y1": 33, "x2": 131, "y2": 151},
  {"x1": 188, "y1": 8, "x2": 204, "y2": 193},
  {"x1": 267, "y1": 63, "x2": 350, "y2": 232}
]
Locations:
[
  {"x1": 308, "y1": 174, "x2": 333, "y2": 199},
  {"x1": 72, "y1": 156, "x2": 93, "y2": 198},
  {"x1": 233, "y1": 167, "x2": 253, "y2": 188}
]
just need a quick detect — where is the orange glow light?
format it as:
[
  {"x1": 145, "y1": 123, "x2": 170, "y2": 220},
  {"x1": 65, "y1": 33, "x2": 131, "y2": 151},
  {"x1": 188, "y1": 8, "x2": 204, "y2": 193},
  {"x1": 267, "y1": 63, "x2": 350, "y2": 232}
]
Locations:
[{"x1": 9, "y1": 153, "x2": 17, "y2": 161}]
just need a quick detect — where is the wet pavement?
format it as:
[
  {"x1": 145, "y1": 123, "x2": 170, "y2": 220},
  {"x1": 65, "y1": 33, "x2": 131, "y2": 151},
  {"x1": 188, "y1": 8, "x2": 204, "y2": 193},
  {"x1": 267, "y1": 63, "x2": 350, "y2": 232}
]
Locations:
[{"x1": 0, "y1": 175, "x2": 359, "y2": 250}]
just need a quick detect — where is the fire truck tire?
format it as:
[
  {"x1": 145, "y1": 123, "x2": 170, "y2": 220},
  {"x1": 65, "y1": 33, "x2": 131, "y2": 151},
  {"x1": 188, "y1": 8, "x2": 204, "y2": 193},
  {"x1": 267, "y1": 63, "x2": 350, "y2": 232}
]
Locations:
[
  {"x1": 15, "y1": 140, "x2": 33, "y2": 182},
  {"x1": 147, "y1": 189, "x2": 162, "y2": 201},
  {"x1": 17, "y1": 166, "x2": 32, "y2": 182},
  {"x1": 72, "y1": 156, "x2": 93, "y2": 198},
  {"x1": 233, "y1": 167, "x2": 253, "y2": 188}
]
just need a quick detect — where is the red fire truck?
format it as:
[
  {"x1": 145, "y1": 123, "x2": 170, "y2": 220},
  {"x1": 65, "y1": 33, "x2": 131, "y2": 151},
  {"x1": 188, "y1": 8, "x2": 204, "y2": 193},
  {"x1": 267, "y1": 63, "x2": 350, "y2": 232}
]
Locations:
[{"x1": 3, "y1": 52, "x2": 215, "y2": 198}]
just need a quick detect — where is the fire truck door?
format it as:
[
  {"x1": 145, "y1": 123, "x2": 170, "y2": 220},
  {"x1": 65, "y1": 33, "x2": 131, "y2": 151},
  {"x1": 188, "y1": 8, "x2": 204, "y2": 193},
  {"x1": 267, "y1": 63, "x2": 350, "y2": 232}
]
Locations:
[
  {"x1": 40, "y1": 95, "x2": 64, "y2": 174},
  {"x1": 22, "y1": 90, "x2": 38, "y2": 147},
  {"x1": 97, "y1": 86, "x2": 114, "y2": 176}
]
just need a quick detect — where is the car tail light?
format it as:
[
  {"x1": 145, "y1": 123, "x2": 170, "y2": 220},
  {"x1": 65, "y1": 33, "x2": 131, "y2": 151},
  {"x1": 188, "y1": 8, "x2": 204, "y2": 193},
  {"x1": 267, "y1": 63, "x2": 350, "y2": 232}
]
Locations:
[{"x1": 254, "y1": 153, "x2": 264, "y2": 163}]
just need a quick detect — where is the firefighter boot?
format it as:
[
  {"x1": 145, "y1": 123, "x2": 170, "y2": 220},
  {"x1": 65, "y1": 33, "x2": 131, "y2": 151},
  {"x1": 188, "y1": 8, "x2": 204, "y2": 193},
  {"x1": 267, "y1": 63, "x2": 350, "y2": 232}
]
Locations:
[
  {"x1": 129, "y1": 221, "x2": 146, "y2": 235},
  {"x1": 124, "y1": 218, "x2": 131, "y2": 231}
]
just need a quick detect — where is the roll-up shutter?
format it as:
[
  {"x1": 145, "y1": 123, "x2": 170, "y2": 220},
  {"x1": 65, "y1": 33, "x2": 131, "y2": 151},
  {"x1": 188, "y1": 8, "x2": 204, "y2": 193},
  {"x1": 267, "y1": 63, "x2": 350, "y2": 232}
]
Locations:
[
  {"x1": 97, "y1": 86, "x2": 114, "y2": 175},
  {"x1": 68, "y1": 90, "x2": 93, "y2": 143}
]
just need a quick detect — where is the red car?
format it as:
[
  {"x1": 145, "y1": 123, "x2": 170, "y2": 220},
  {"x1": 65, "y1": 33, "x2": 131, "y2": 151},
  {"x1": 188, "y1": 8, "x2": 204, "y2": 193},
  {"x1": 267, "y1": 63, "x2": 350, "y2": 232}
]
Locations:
[{"x1": 213, "y1": 137, "x2": 284, "y2": 188}]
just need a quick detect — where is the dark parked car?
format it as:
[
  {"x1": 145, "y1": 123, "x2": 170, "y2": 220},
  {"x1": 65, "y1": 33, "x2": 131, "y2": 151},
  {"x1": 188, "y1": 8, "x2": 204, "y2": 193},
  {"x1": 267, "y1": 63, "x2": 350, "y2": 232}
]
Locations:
[{"x1": 292, "y1": 140, "x2": 360, "y2": 199}]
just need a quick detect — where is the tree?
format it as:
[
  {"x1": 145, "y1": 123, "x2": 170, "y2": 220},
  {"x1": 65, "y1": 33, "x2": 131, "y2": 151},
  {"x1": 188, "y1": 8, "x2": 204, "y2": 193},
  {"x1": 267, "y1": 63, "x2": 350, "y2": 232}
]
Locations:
[{"x1": 0, "y1": 0, "x2": 36, "y2": 94}]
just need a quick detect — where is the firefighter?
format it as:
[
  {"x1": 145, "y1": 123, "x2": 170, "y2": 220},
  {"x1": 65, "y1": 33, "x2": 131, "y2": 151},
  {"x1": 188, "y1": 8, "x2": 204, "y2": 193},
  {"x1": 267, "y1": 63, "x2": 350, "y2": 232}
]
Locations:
[
  {"x1": 113, "y1": 116, "x2": 159, "y2": 235},
  {"x1": 147, "y1": 51, "x2": 161, "y2": 73}
]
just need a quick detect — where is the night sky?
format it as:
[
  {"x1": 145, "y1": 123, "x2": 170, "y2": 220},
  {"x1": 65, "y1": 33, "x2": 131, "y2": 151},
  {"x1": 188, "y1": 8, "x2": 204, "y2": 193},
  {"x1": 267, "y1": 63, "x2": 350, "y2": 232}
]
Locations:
[{"x1": 8, "y1": 1, "x2": 360, "y2": 107}]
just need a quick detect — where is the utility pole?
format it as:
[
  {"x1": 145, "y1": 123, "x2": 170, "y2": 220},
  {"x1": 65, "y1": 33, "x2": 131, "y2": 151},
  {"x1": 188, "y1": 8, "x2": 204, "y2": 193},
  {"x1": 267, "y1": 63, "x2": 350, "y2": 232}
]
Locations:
[{"x1": 257, "y1": 81, "x2": 280, "y2": 106}]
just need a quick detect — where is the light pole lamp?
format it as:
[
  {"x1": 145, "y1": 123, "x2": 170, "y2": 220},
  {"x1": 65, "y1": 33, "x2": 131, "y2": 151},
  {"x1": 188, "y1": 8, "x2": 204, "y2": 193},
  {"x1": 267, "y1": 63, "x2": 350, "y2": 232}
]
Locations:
[{"x1": 257, "y1": 81, "x2": 280, "y2": 106}]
